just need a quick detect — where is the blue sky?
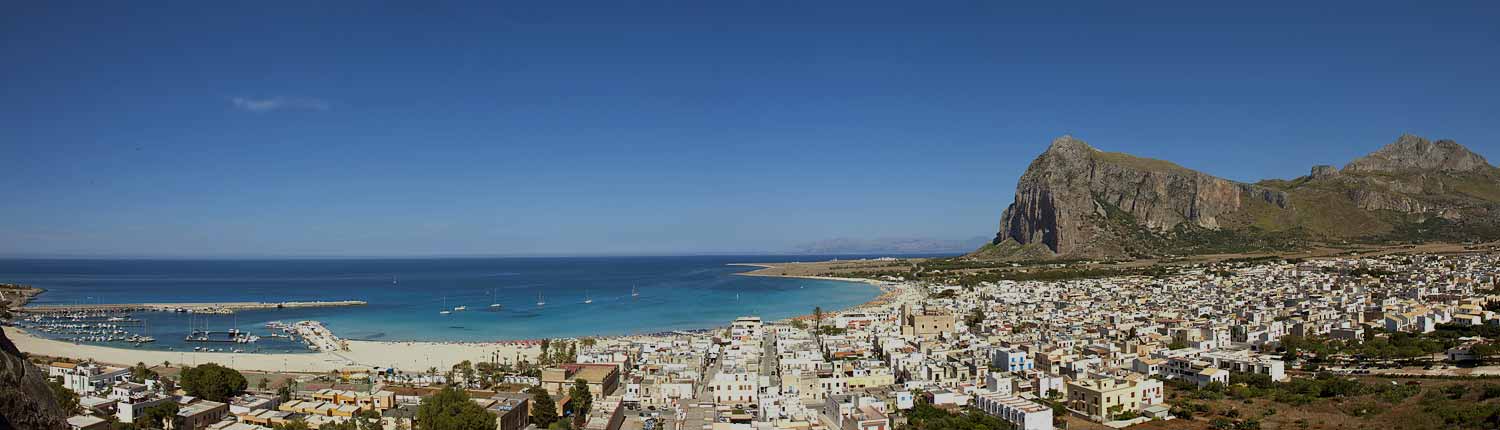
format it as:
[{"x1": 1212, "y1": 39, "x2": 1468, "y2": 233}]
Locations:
[{"x1": 3, "y1": 2, "x2": 1497, "y2": 257}]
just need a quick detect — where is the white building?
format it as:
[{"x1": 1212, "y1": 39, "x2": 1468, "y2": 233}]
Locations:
[
  {"x1": 973, "y1": 392, "x2": 1052, "y2": 430},
  {"x1": 991, "y1": 347, "x2": 1033, "y2": 373},
  {"x1": 115, "y1": 394, "x2": 174, "y2": 424},
  {"x1": 984, "y1": 372, "x2": 1013, "y2": 396},
  {"x1": 826, "y1": 394, "x2": 891, "y2": 430},
  {"x1": 1198, "y1": 350, "x2": 1287, "y2": 382},
  {"x1": 730, "y1": 316, "x2": 764, "y2": 342},
  {"x1": 710, "y1": 366, "x2": 760, "y2": 405},
  {"x1": 49, "y1": 362, "x2": 130, "y2": 395}
]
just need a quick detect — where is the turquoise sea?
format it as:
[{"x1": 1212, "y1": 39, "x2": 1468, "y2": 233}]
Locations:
[{"x1": 0, "y1": 255, "x2": 941, "y2": 352}]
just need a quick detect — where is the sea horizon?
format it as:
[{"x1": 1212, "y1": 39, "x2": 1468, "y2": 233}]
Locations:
[{"x1": 0, "y1": 251, "x2": 967, "y2": 261}]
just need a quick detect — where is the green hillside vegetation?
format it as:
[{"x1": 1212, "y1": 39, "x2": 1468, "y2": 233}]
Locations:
[
  {"x1": 1441, "y1": 171, "x2": 1500, "y2": 203},
  {"x1": 1222, "y1": 187, "x2": 1392, "y2": 239},
  {"x1": 1093, "y1": 196, "x2": 1304, "y2": 257},
  {"x1": 1091, "y1": 150, "x2": 1193, "y2": 174},
  {"x1": 1373, "y1": 214, "x2": 1500, "y2": 244},
  {"x1": 968, "y1": 240, "x2": 1054, "y2": 260}
]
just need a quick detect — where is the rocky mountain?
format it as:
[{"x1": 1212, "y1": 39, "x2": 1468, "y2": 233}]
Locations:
[
  {"x1": 976, "y1": 134, "x2": 1500, "y2": 259},
  {"x1": 0, "y1": 329, "x2": 69, "y2": 430}
]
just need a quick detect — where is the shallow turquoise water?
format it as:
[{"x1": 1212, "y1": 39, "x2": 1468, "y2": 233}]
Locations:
[{"x1": 0, "y1": 255, "x2": 928, "y2": 351}]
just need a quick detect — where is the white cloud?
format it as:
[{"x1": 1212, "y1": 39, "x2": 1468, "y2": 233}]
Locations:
[{"x1": 230, "y1": 96, "x2": 331, "y2": 112}]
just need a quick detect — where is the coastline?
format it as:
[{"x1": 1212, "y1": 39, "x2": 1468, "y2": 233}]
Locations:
[{"x1": 728, "y1": 262, "x2": 909, "y2": 321}]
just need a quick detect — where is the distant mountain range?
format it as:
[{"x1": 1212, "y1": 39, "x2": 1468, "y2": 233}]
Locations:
[
  {"x1": 974, "y1": 134, "x2": 1500, "y2": 260},
  {"x1": 795, "y1": 236, "x2": 989, "y2": 255}
]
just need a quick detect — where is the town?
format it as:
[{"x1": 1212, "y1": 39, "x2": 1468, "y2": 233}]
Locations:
[{"x1": 26, "y1": 251, "x2": 1500, "y2": 430}]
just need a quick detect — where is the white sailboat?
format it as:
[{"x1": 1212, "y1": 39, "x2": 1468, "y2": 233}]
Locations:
[
  {"x1": 584, "y1": 290, "x2": 593, "y2": 304},
  {"x1": 439, "y1": 296, "x2": 452, "y2": 315},
  {"x1": 631, "y1": 285, "x2": 640, "y2": 297},
  {"x1": 489, "y1": 289, "x2": 502, "y2": 309},
  {"x1": 536, "y1": 292, "x2": 546, "y2": 307}
]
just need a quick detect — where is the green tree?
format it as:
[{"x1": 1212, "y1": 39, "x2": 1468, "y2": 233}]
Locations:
[
  {"x1": 965, "y1": 306, "x2": 985, "y2": 333},
  {"x1": 179, "y1": 363, "x2": 248, "y2": 401},
  {"x1": 454, "y1": 360, "x2": 476, "y2": 384},
  {"x1": 416, "y1": 386, "x2": 496, "y2": 430},
  {"x1": 136, "y1": 402, "x2": 180, "y2": 429},
  {"x1": 569, "y1": 379, "x2": 594, "y2": 428},
  {"x1": 351, "y1": 408, "x2": 383, "y2": 430},
  {"x1": 529, "y1": 387, "x2": 559, "y2": 428},
  {"x1": 813, "y1": 306, "x2": 824, "y2": 346},
  {"x1": 274, "y1": 418, "x2": 312, "y2": 430},
  {"x1": 315, "y1": 410, "x2": 381, "y2": 430},
  {"x1": 48, "y1": 378, "x2": 80, "y2": 414},
  {"x1": 129, "y1": 362, "x2": 158, "y2": 383},
  {"x1": 906, "y1": 400, "x2": 1015, "y2": 430}
]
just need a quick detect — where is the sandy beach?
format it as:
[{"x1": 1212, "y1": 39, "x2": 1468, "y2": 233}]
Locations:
[
  {"x1": 5, "y1": 326, "x2": 541, "y2": 373},
  {"x1": 731, "y1": 262, "x2": 914, "y2": 321}
]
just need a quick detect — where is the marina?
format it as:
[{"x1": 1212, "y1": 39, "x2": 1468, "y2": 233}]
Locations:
[{"x1": 11, "y1": 310, "x2": 341, "y2": 352}]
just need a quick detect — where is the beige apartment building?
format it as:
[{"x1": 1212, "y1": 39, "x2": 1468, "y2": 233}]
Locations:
[{"x1": 1065, "y1": 376, "x2": 1164, "y2": 421}]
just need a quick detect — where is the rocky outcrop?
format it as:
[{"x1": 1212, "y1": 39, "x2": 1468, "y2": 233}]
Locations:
[
  {"x1": 1345, "y1": 186, "x2": 1429, "y2": 214},
  {"x1": 0, "y1": 329, "x2": 69, "y2": 430},
  {"x1": 1310, "y1": 165, "x2": 1339, "y2": 179},
  {"x1": 1344, "y1": 134, "x2": 1491, "y2": 173},
  {"x1": 1320, "y1": 135, "x2": 1498, "y2": 216},
  {"x1": 994, "y1": 136, "x2": 1289, "y2": 256}
]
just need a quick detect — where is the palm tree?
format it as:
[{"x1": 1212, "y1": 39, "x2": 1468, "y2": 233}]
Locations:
[{"x1": 813, "y1": 306, "x2": 824, "y2": 347}]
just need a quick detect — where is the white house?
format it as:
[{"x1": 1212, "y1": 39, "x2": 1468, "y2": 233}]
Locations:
[{"x1": 973, "y1": 391, "x2": 1052, "y2": 430}]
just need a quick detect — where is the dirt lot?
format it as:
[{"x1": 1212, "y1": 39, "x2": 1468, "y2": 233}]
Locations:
[{"x1": 1130, "y1": 377, "x2": 1499, "y2": 430}]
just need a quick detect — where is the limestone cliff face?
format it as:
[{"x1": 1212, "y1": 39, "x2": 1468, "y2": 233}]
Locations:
[
  {"x1": 0, "y1": 329, "x2": 69, "y2": 430},
  {"x1": 994, "y1": 136, "x2": 1288, "y2": 256}
]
